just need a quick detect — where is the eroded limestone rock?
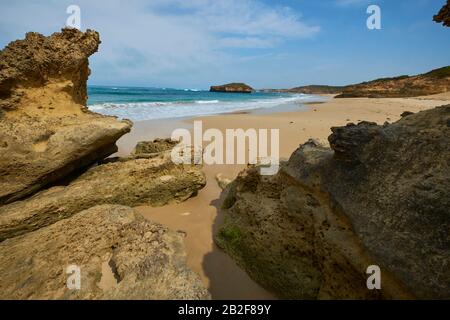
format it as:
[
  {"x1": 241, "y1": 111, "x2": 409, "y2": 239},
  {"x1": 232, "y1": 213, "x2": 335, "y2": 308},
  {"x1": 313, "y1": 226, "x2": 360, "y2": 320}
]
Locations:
[
  {"x1": 0, "y1": 205, "x2": 210, "y2": 299},
  {"x1": 0, "y1": 149, "x2": 206, "y2": 241},
  {"x1": 0, "y1": 28, "x2": 132, "y2": 204},
  {"x1": 216, "y1": 106, "x2": 450, "y2": 299}
]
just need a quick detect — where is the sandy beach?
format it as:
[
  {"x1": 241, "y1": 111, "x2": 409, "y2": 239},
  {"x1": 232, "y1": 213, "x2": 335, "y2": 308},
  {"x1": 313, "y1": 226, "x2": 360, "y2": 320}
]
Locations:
[{"x1": 114, "y1": 92, "x2": 450, "y2": 300}]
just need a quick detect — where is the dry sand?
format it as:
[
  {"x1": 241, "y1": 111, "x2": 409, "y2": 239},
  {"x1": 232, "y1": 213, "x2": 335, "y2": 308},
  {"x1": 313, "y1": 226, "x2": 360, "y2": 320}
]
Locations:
[{"x1": 116, "y1": 93, "x2": 450, "y2": 299}]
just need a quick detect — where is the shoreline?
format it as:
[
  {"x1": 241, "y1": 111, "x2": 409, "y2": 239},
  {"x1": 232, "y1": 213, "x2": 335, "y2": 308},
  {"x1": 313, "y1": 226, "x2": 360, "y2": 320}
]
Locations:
[
  {"x1": 115, "y1": 93, "x2": 450, "y2": 299},
  {"x1": 115, "y1": 94, "x2": 332, "y2": 156},
  {"x1": 89, "y1": 91, "x2": 327, "y2": 125}
]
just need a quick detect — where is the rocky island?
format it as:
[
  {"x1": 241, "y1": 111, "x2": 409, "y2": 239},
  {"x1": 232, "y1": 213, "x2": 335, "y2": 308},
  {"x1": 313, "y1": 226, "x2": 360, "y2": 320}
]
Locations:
[{"x1": 210, "y1": 83, "x2": 254, "y2": 93}]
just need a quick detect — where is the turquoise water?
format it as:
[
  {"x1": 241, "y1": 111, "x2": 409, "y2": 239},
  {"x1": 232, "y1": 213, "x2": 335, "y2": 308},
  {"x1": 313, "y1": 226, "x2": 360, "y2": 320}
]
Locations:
[{"x1": 87, "y1": 86, "x2": 323, "y2": 121}]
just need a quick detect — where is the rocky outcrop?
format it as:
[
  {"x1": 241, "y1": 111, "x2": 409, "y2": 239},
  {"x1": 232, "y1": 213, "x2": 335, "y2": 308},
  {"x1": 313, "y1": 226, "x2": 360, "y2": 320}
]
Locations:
[
  {"x1": 0, "y1": 29, "x2": 209, "y2": 300},
  {"x1": 0, "y1": 204, "x2": 210, "y2": 299},
  {"x1": 335, "y1": 67, "x2": 450, "y2": 98},
  {"x1": 210, "y1": 83, "x2": 254, "y2": 93},
  {"x1": 263, "y1": 85, "x2": 345, "y2": 95},
  {"x1": 216, "y1": 105, "x2": 450, "y2": 299},
  {"x1": 0, "y1": 28, "x2": 132, "y2": 205},
  {"x1": 0, "y1": 147, "x2": 206, "y2": 242},
  {"x1": 434, "y1": 0, "x2": 450, "y2": 27},
  {"x1": 132, "y1": 138, "x2": 179, "y2": 156}
]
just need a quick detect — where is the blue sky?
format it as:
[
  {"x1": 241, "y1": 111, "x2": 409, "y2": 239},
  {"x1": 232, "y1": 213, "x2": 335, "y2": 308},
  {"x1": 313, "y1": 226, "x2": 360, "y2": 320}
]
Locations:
[{"x1": 0, "y1": 0, "x2": 448, "y2": 89}]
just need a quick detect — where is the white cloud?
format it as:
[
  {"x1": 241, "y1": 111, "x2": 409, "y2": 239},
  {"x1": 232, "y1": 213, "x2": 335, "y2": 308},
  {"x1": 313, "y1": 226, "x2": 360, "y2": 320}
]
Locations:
[
  {"x1": 0, "y1": 0, "x2": 320, "y2": 87},
  {"x1": 172, "y1": 0, "x2": 319, "y2": 38}
]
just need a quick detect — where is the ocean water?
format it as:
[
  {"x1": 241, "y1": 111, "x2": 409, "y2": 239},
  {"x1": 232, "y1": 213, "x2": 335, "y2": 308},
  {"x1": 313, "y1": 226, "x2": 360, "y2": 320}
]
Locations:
[{"x1": 87, "y1": 86, "x2": 324, "y2": 121}]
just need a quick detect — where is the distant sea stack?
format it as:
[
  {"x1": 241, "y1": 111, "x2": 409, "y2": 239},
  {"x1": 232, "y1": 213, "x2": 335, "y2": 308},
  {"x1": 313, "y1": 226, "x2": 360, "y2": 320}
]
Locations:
[{"x1": 210, "y1": 83, "x2": 254, "y2": 93}]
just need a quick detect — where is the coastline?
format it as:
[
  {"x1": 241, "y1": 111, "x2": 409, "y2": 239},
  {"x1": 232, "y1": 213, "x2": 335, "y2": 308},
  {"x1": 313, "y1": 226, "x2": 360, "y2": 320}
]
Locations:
[{"x1": 115, "y1": 92, "x2": 450, "y2": 299}]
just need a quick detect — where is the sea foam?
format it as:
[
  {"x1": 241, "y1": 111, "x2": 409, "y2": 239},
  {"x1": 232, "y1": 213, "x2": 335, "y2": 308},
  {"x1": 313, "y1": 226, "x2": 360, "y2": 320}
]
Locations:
[{"x1": 88, "y1": 94, "x2": 323, "y2": 121}]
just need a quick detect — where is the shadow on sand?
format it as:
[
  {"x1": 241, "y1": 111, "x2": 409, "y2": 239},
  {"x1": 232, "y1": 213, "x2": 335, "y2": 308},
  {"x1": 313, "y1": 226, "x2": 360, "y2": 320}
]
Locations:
[{"x1": 201, "y1": 188, "x2": 276, "y2": 300}]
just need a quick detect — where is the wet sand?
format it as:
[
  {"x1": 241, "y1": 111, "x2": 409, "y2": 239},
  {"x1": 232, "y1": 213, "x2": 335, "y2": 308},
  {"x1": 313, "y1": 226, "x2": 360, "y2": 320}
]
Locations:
[
  {"x1": 116, "y1": 119, "x2": 269, "y2": 299},
  {"x1": 115, "y1": 93, "x2": 450, "y2": 299}
]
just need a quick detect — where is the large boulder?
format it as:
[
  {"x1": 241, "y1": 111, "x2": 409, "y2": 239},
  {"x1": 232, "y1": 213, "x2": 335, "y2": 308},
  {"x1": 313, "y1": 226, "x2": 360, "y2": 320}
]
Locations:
[
  {"x1": 0, "y1": 28, "x2": 132, "y2": 205},
  {"x1": 216, "y1": 105, "x2": 450, "y2": 299},
  {"x1": 0, "y1": 205, "x2": 210, "y2": 299},
  {"x1": 0, "y1": 148, "x2": 206, "y2": 242}
]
